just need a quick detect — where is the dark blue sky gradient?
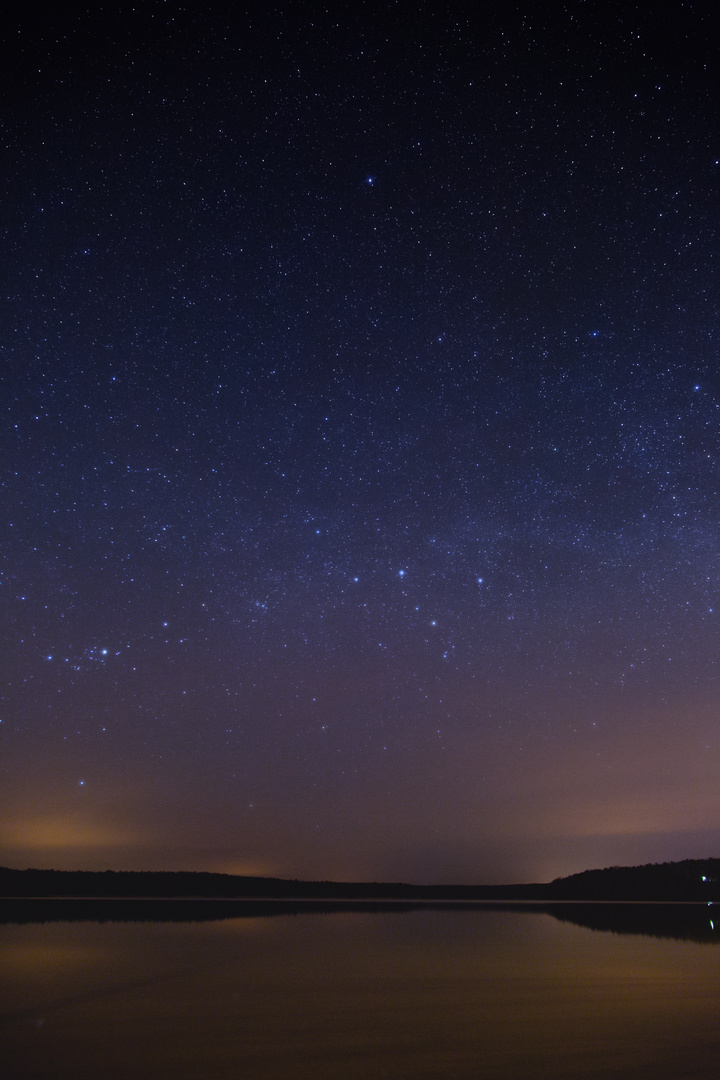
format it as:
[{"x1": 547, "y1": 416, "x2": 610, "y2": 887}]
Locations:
[{"x1": 2, "y1": 1, "x2": 720, "y2": 883}]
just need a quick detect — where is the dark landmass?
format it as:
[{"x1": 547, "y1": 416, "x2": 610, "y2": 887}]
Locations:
[
  {"x1": 0, "y1": 865, "x2": 542, "y2": 901},
  {"x1": 546, "y1": 858, "x2": 720, "y2": 901},
  {"x1": 2, "y1": 858, "x2": 720, "y2": 902},
  {"x1": 2, "y1": 862, "x2": 720, "y2": 940}
]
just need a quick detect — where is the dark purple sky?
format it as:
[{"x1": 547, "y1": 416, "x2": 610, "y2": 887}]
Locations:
[{"x1": 3, "y1": 1, "x2": 720, "y2": 884}]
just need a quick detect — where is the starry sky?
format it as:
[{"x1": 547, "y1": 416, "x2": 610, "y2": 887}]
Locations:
[{"x1": 2, "y1": 1, "x2": 720, "y2": 885}]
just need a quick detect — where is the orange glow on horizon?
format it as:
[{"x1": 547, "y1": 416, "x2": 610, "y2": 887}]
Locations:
[{"x1": 1, "y1": 817, "x2": 144, "y2": 852}]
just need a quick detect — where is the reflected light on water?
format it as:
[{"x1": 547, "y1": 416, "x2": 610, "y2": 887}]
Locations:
[{"x1": 3, "y1": 909, "x2": 720, "y2": 1079}]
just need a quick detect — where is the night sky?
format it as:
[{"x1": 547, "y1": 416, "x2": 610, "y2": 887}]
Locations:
[{"x1": 3, "y1": 2, "x2": 720, "y2": 885}]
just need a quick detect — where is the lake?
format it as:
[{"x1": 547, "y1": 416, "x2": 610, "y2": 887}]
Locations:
[{"x1": 2, "y1": 902, "x2": 720, "y2": 1078}]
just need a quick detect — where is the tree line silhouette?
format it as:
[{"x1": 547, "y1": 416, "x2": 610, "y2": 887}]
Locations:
[{"x1": 2, "y1": 858, "x2": 719, "y2": 901}]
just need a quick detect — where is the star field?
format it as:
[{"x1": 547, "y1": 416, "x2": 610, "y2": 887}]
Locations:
[{"x1": 2, "y1": 2, "x2": 720, "y2": 883}]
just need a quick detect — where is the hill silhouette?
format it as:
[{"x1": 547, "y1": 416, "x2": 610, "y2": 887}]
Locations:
[{"x1": 547, "y1": 858, "x2": 720, "y2": 901}]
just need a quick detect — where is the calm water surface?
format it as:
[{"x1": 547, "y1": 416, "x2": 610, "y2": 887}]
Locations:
[{"x1": 2, "y1": 905, "x2": 720, "y2": 1079}]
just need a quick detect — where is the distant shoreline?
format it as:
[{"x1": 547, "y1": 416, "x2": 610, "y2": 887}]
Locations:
[{"x1": 2, "y1": 857, "x2": 720, "y2": 903}]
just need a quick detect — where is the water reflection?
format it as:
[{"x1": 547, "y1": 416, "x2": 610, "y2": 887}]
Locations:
[
  {"x1": 3, "y1": 896, "x2": 720, "y2": 943},
  {"x1": 3, "y1": 907, "x2": 720, "y2": 1079},
  {"x1": 549, "y1": 901, "x2": 720, "y2": 943}
]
